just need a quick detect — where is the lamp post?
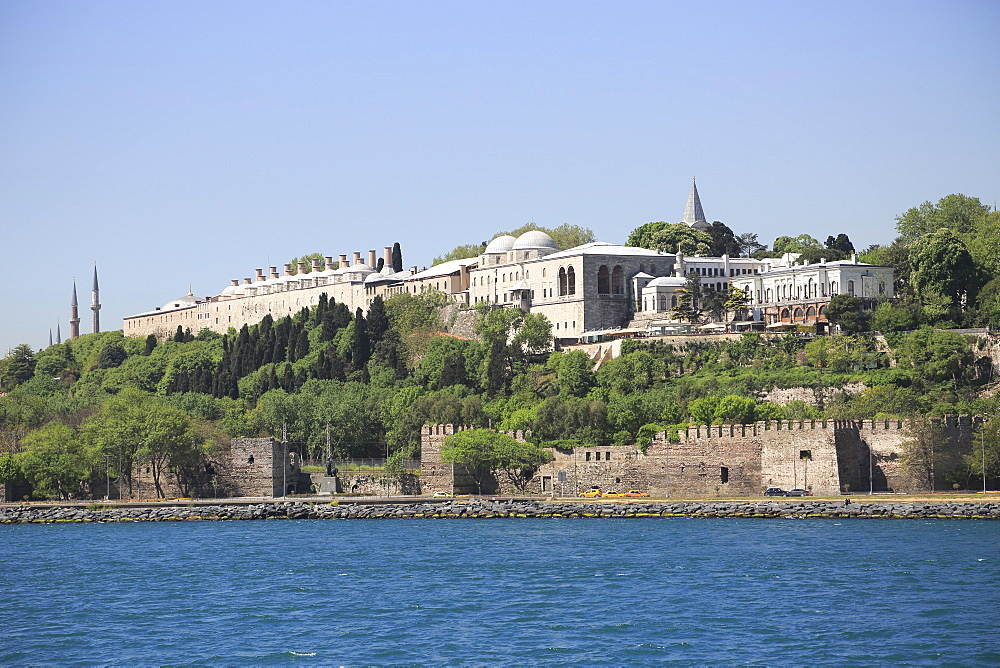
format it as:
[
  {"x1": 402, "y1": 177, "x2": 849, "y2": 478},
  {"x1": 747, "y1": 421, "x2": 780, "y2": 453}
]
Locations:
[
  {"x1": 105, "y1": 454, "x2": 111, "y2": 501},
  {"x1": 982, "y1": 415, "x2": 990, "y2": 495}
]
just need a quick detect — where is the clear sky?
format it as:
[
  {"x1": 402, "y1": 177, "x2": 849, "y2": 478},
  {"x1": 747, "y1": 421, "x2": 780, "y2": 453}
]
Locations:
[{"x1": 1, "y1": 0, "x2": 998, "y2": 353}]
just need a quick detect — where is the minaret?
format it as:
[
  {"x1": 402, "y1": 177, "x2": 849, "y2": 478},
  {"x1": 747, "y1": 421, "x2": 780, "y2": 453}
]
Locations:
[
  {"x1": 57, "y1": 321, "x2": 62, "y2": 344},
  {"x1": 682, "y1": 176, "x2": 710, "y2": 231},
  {"x1": 49, "y1": 328, "x2": 53, "y2": 348},
  {"x1": 69, "y1": 280, "x2": 81, "y2": 339},
  {"x1": 91, "y1": 264, "x2": 101, "y2": 334}
]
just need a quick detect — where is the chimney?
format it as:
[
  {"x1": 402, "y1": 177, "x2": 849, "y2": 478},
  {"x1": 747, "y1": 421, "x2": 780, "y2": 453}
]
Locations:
[
  {"x1": 339, "y1": 254, "x2": 348, "y2": 268},
  {"x1": 820, "y1": 257, "x2": 827, "y2": 265},
  {"x1": 368, "y1": 250, "x2": 377, "y2": 267},
  {"x1": 255, "y1": 268, "x2": 265, "y2": 282},
  {"x1": 243, "y1": 278, "x2": 252, "y2": 285},
  {"x1": 411, "y1": 265, "x2": 418, "y2": 274},
  {"x1": 297, "y1": 261, "x2": 308, "y2": 275},
  {"x1": 312, "y1": 258, "x2": 323, "y2": 273},
  {"x1": 353, "y1": 252, "x2": 362, "y2": 266},
  {"x1": 384, "y1": 246, "x2": 393, "y2": 267},
  {"x1": 851, "y1": 253, "x2": 858, "y2": 264},
  {"x1": 270, "y1": 266, "x2": 279, "y2": 279},
  {"x1": 325, "y1": 256, "x2": 335, "y2": 271},
  {"x1": 283, "y1": 264, "x2": 293, "y2": 276},
  {"x1": 230, "y1": 280, "x2": 239, "y2": 287}
]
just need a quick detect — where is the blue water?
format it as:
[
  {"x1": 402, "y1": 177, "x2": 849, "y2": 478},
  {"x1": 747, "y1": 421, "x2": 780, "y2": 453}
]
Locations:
[{"x1": 2, "y1": 518, "x2": 999, "y2": 666}]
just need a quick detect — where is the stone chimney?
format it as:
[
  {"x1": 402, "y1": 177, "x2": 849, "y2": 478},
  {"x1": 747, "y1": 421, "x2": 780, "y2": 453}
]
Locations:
[
  {"x1": 312, "y1": 258, "x2": 323, "y2": 273},
  {"x1": 411, "y1": 265, "x2": 418, "y2": 274},
  {"x1": 255, "y1": 268, "x2": 265, "y2": 282},
  {"x1": 353, "y1": 252, "x2": 362, "y2": 266},
  {"x1": 283, "y1": 264, "x2": 293, "y2": 276},
  {"x1": 243, "y1": 278, "x2": 253, "y2": 285},
  {"x1": 270, "y1": 266, "x2": 279, "y2": 279},
  {"x1": 339, "y1": 254, "x2": 348, "y2": 268},
  {"x1": 368, "y1": 250, "x2": 377, "y2": 267},
  {"x1": 383, "y1": 246, "x2": 393, "y2": 267},
  {"x1": 297, "y1": 261, "x2": 308, "y2": 275},
  {"x1": 325, "y1": 256, "x2": 335, "y2": 271}
]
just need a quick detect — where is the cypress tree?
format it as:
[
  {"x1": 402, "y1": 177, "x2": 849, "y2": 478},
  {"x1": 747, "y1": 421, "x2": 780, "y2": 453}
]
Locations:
[
  {"x1": 367, "y1": 296, "x2": 389, "y2": 346},
  {"x1": 295, "y1": 328, "x2": 310, "y2": 361},
  {"x1": 350, "y1": 307, "x2": 370, "y2": 368},
  {"x1": 144, "y1": 334, "x2": 157, "y2": 355},
  {"x1": 376, "y1": 257, "x2": 385, "y2": 272},
  {"x1": 392, "y1": 242, "x2": 403, "y2": 272},
  {"x1": 174, "y1": 325, "x2": 185, "y2": 342}
]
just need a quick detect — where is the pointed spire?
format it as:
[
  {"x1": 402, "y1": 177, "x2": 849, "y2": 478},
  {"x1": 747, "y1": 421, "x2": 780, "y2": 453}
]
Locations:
[
  {"x1": 70, "y1": 279, "x2": 81, "y2": 339},
  {"x1": 57, "y1": 321, "x2": 62, "y2": 344},
  {"x1": 91, "y1": 263, "x2": 101, "y2": 334},
  {"x1": 49, "y1": 328, "x2": 53, "y2": 348},
  {"x1": 682, "y1": 176, "x2": 707, "y2": 225}
]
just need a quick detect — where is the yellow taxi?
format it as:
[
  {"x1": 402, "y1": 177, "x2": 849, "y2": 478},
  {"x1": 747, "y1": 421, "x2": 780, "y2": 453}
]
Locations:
[
  {"x1": 624, "y1": 490, "x2": 650, "y2": 498},
  {"x1": 602, "y1": 490, "x2": 625, "y2": 498},
  {"x1": 580, "y1": 488, "x2": 602, "y2": 498}
]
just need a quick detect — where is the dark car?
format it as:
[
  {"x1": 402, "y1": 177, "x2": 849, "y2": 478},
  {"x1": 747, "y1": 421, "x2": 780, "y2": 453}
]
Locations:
[
  {"x1": 786, "y1": 488, "x2": 811, "y2": 497},
  {"x1": 764, "y1": 487, "x2": 788, "y2": 497}
]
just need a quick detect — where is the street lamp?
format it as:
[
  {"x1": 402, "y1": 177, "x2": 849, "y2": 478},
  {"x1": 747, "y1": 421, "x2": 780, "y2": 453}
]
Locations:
[
  {"x1": 982, "y1": 414, "x2": 990, "y2": 495},
  {"x1": 104, "y1": 454, "x2": 111, "y2": 501}
]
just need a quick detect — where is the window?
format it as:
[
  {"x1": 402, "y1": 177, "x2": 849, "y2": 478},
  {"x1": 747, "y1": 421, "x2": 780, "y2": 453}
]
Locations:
[
  {"x1": 567, "y1": 266, "x2": 576, "y2": 295},
  {"x1": 598, "y1": 265, "x2": 610, "y2": 294},
  {"x1": 721, "y1": 467, "x2": 729, "y2": 483},
  {"x1": 800, "y1": 450, "x2": 812, "y2": 460},
  {"x1": 612, "y1": 266, "x2": 624, "y2": 294},
  {"x1": 606, "y1": 452, "x2": 611, "y2": 460},
  {"x1": 594, "y1": 451, "x2": 600, "y2": 461},
  {"x1": 558, "y1": 267, "x2": 567, "y2": 296},
  {"x1": 848, "y1": 280, "x2": 855, "y2": 296},
  {"x1": 585, "y1": 452, "x2": 591, "y2": 461}
]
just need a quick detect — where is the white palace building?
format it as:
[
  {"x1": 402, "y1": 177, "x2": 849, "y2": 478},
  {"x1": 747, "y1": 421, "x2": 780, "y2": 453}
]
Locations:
[{"x1": 124, "y1": 181, "x2": 893, "y2": 342}]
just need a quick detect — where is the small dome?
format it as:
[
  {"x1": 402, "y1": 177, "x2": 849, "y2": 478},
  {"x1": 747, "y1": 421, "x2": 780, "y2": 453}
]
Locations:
[
  {"x1": 646, "y1": 276, "x2": 687, "y2": 288},
  {"x1": 484, "y1": 235, "x2": 517, "y2": 254},
  {"x1": 220, "y1": 284, "x2": 239, "y2": 297},
  {"x1": 512, "y1": 230, "x2": 557, "y2": 250},
  {"x1": 381, "y1": 264, "x2": 395, "y2": 276},
  {"x1": 162, "y1": 293, "x2": 199, "y2": 310}
]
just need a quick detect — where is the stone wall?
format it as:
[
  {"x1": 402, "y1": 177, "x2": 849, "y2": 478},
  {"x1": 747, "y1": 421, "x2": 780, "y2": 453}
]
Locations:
[{"x1": 419, "y1": 416, "x2": 980, "y2": 498}]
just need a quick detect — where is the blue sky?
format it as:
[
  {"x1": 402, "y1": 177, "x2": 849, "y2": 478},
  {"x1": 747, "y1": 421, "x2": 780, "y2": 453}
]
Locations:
[{"x1": 1, "y1": 0, "x2": 998, "y2": 353}]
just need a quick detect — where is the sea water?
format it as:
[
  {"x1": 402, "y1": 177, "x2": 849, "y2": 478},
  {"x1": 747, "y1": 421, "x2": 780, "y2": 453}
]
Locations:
[{"x1": 2, "y1": 518, "x2": 999, "y2": 665}]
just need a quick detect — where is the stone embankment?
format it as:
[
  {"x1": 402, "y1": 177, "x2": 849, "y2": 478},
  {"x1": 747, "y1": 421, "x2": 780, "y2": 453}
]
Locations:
[{"x1": 2, "y1": 499, "x2": 1000, "y2": 523}]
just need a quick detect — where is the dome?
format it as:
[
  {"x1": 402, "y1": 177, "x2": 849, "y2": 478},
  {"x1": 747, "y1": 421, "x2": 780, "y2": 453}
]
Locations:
[
  {"x1": 162, "y1": 293, "x2": 199, "y2": 310},
  {"x1": 220, "y1": 283, "x2": 239, "y2": 297},
  {"x1": 484, "y1": 235, "x2": 517, "y2": 254},
  {"x1": 512, "y1": 230, "x2": 557, "y2": 250},
  {"x1": 646, "y1": 276, "x2": 687, "y2": 288}
]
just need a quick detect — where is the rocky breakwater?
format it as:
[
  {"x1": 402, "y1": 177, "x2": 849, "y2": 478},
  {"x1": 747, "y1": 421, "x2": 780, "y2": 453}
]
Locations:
[{"x1": 2, "y1": 499, "x2": 1000, "y2": 523}]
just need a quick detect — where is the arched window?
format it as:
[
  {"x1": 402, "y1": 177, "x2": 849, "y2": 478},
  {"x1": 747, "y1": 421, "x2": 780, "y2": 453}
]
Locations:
[
  {"x1": 848, "y1": 280, "x2": 855, "y2": 296},
  {"x1": 793, "y1": 307, "x2": 804, "y2": 321},
  {"x1": 781, "y1": 308, "x2": 791, "y2": 322},
  {"x1": 598, "y1": 265, "x2": 610, "y2": 295},
  {"x1": 558, "y1": 267, "x2": 567, "y2": 296},
  {"x1": 659, "y1": 295, "x2": 667, "y2": 311},
  {"x1": 611, "y1": 266, "x2": 624, "y2": 294},
  {"x1": 806, "y1": 306, "x2": 816, "y2": 320},
  {"x1": 670, "y1": 295, "x2": 678, "y2": 308},
  {"x1": 567, "y1": 267, "x2": 576, "y2": 295}
]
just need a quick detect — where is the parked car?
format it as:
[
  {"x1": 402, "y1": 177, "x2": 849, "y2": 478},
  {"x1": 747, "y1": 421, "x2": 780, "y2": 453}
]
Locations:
[
  {"x1": 764, "y1": 487, "x2": 788, "y2": 497},
  {"x1": 580, "y1": 488, "x2": 602, "y2": 498},
  {"x1": 432, "y1": 491, "x2": 452, "y2": 497},
  {"x1": 603, "y1": 490, "x2": 625, "y2": 498},
  {"x1": 786, "y1": 488, "x2": 811, "y2": 497},
  {"x1": 624, "y1": 490, "x2": 650, "y2": 497}
]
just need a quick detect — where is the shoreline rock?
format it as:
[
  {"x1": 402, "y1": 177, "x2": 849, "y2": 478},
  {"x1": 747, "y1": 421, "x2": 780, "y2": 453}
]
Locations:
[{"x1": 2, "y1": 499, "x2": 1000, "y2": 523}]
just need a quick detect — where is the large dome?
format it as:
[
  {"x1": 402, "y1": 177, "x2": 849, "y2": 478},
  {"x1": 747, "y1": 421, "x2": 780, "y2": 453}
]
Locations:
[
  {"x1": 484, "y1": 235, "x2": 517, "y2": 254},
  {"x1": 512, "y1": 230, "x2": 557, "y2": 250},
  {"x1": 162, "y1": 293, "x2": 199, "y2": 310}
]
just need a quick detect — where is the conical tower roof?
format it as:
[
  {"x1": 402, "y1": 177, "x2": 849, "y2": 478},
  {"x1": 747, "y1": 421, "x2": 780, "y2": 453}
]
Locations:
[{"x1": 682, "y1": 176, "x2": 707, "y2": 225}]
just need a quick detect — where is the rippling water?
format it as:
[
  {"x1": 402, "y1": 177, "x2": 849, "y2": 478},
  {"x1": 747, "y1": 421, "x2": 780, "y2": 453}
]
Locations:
[{"x1": 2, "y1": 518, "x2": 999, "y2": 665}]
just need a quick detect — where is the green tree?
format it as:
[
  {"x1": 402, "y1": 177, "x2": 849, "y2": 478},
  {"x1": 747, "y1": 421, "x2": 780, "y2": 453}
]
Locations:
[
  {"x1": 475, "y1": 306, "x2": 551, "y2": 395},
  {"x1": 773, "y1": 234, "x2": 823, "y2": 254},
  {"x1": 548, "y1": 350, "x2": 596, "y2": 397},
  {"x1": 825, "y1": 234, "x2": 855, "y2": 254},
  {"x1": 707, "y1": 221, "x2": 740, "y2": 256},
  {"x1": 895, "y1": 194, "x2": 991, "y2": 244},
  {"x1": 432, "y1": 243, "x2": 488, "y2": 266},
  {"x1": 0, "y1": 344, "x2": 37, "y2": 391},
  {"x1": 392, "y1": 242, "x2": 403, "y2": 272},
  {"x1": 288, "y1": 252, "x2": 325, "y2": 274},
  {"x1": 440, "y1": 428, "x2": 509, "y2": 494},
  {"x1": 627, "y1": 222, "x2": 711, "y2": 255},
  {"x1": 899, "y1": 418, "x2": 949, "y2": 491},
  {"x1": 735, "y1": 232, "x2": 767, "y2": 258},
  {"x1": 826, "y1": 295, "x2": 870, "y2": 334},
  {"x1": 499, "y1": 222, "x2": 595, "y2": 250},
  {"x1": 494, "y1": 438, "x2": 553, "y2": 493},
  {"x1": 909, "y1": 228, "x2": 980, "y2": 324},
  {"x1": 19, "y1": 422, "x2": 95, "y2": 499}
]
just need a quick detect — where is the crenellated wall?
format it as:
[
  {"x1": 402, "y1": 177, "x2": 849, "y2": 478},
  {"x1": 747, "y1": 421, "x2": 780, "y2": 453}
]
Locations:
[{"x1": 420, "y1": 416, "x2": 979, "y2": 497}]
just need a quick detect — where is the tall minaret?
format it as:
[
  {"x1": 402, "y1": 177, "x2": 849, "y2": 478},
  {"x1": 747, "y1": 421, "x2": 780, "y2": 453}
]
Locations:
[
  {"x1": 91, "y1": 264, "x2": 101, "y2": 334},
  {"x1": 56, "y1": 321, "x2": 62, "y2": 344},
  {"x1": 69, "y1": 280, "x2": 81, "y2": 339},
  {"x1": 682, "y1": 176, "x2": 710, "y2": 231}
]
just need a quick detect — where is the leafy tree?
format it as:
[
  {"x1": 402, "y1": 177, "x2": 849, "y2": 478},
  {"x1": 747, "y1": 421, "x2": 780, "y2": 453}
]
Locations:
[
  {"x1": 19, "y1": 422, "x2": 97, "y2": 499},
  {"x1": 899, "y1": 418, "x2": 949, "y2": 491},
  {"x1": 144, "y1": 334, "x2": 158, "y2": 355},
  {"x1": 547, "y1": 350, "x2": 595, "y2": 397},
  {"x1": 773, "y1": 234, "x2": 823, "y2": 254},
  {"x1": 98, "y1": 344, "x2": 128, "y2": 369},
  {"x1": 350, "y1": 308, "x2": 371, "y2": 370},
  {"x1": 627, "y1": 221, "x2": 711, "y2": 255},
  {"x1": 825, "y1": 234, "x2": 855, "y2": 254},
  {"x1": 366, "y1": 296, "x2": 390, "y2": 346},
  {"x1": 432, "y1": 244, "x2": 486, "y2": 266},
  {"x1": 288, "y1": 252, "x2": 325, "y2": 274},
  {"x1": 440, "y1": 428, "x2": 510, "y2": 494},
  {"x1": 724, "y1": 287, "x2": 750, "y2": 320},
  {"x1": 0, "y1": 344, "x2": 37, "y2": 391},
  {"x1": 33, "y1": 343, "x2": 76, "y2": 381},
  {"x1": 707, "y1": 221, "x2": 740, "y2": 256},
  {"x1": 476, "y1": 306, "x2": 551, "y2": 395},
  {"x1": 909, "y1": 228, "x2": 980, "y2": 324},
  {"x1": 494, "y1": 438, "x2": 553, "y2": 493},
  {"x1": 826, "y1": 295, "x2": 871, "y2": 334},
  {"x1": 871, "y1": 300, "x2": 923, "y2": 332},
  {"x1": 735, "y1": 232, "x2": 767, "y2": 258},
  {"x1": 596, "y1": 351, "x2": 661, "y2": 394},
  {"x1": 671, "y1": 274, "x2": 704, "y2": 323},
  {"x1": 895, "y1": 194, "x2": 991, "y2": 244}
]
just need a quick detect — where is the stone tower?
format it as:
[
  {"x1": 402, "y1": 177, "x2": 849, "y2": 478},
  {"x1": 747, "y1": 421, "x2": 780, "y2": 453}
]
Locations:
[
  {"x1": 683, "y1": 177, "x2": 711, "y2": 232},
  {"x1": 69, "y1": 280, "x2": 81, "y2": 339},
  {"x1": 91, "y1": 264, "x2": 101, "y2": 334}
]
